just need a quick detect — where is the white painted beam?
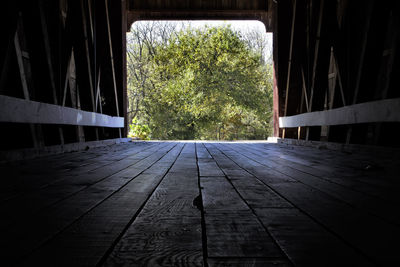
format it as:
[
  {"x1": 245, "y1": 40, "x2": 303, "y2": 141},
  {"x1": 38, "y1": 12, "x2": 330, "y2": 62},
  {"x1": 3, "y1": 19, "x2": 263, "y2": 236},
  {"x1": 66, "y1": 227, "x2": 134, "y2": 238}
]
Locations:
[
  {"x1": 0, "y1": 95, "x2": 124, "y2": 128},
  {"x1": 279, "y1": 98, "x2": 400, "y2": 128}
]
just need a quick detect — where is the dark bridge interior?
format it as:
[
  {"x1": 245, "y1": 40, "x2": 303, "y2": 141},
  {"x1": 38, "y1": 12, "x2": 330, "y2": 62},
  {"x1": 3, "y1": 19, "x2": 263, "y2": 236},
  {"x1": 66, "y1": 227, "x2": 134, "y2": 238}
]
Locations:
[{"x1": 1, "y1": 0, "x2": 400, "y2": 266}]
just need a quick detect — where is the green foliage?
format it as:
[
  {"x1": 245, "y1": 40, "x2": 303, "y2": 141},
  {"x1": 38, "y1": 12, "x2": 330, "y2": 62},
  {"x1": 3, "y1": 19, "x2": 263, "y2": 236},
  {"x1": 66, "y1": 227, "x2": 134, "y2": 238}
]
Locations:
[
  {"x1": 127, "y1": 23, "x2": 273, "y2": 140},
  {"x1": 128, "y1": 118, "x2": 151, "y2": 140}
]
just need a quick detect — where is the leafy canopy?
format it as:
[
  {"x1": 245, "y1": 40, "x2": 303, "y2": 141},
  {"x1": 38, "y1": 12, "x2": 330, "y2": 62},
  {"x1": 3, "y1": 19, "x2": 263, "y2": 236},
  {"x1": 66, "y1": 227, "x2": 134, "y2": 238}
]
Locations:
[{"x1": 127, "y1": 24, "x2": 273, "y2": 140}]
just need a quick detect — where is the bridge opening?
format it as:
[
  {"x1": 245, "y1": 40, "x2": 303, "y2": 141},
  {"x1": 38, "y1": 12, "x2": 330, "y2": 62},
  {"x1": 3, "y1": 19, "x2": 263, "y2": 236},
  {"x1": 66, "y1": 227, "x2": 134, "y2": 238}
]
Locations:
[{"x1": 126, "y1": 20, "x2": 274, "y2": 141}]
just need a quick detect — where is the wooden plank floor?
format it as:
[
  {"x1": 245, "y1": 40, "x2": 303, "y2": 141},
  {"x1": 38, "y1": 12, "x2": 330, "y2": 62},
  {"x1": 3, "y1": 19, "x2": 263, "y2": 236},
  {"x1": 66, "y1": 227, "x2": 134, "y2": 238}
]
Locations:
[{"x1": 1, "y1": 141, "x2": 399, "y2": 266}]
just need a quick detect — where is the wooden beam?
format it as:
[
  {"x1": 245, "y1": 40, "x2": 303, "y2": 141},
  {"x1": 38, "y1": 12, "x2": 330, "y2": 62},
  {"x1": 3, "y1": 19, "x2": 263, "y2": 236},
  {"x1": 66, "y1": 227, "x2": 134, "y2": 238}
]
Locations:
[
  {"x1": 0, "y1": 138, "x2": 131, "y2": 163},
  {"x1": 351, "y1": 1, "x2": 374, "y2": 105},
  {"x1": 0, "y1": 95, "x2": 124, "y2": 128},
  {"x1": 346, "y1": 0, "x2": 374, "y2": 144},
  {"x1": 14, "y1": 15, "x2": 44, "y2": 149},
  {"x1": 333, "y1": 51, "x2": 346, "y2": 106},
  {"x1": 62, "y1": 50, "x2": 72, "y2": 106},
  {"x1": 327, "y1": 47, "x2": 337, "y2": 110},
  {"x1": 105, "y1": 0, "x2": 120, "y2": 118},
  {"x1": 14, "y1": 30, "x2": 30, "y2": 101},
  {"x1": 105, "y1": 0, "x2": 121, "y2": 138},
  {"x1": 39, "y1": 0, "x2": 65, "y2": 145},
  {"x1": 122, "y1": 0, "x2": 128, "y2": 137},
  {"x1": 375, "y1": 11, "x2": 399, "y2": 100},
  {"x1": 321, "y1": 47, "x2": 338, "y2": 140},
  {"x1": 76, "y1": 85, "x2": 85, "y2": 142},
  {"x1": 279, "y1": 98, "x2": 400, "y2": 128},
  {"x1": 0, "y1": 37, "x2": 13, "y2": 92},
  {"x1": 282, "y1": 0, "x2": 297, "y2": 139},
  {"x1": 307, "y1": 0, "x2": 325, "y2": 112},
  {"x1": 87, "y1": 0, "x2": 95, "y2": 43},
  {"x1": 81, "y1": 0, "x2": 99, "y2": 140},
  {"x1": 371, "y1": 9, "x2": 399, "y2": 144},
  {"x1": 272, "y1": 62, "x2": 279, "y2": 137},
  {"x1": 306, "y1": 0, "x2": 325, "y2": 141},
  {"x1": 283, "y1": 0, "x2": 297, "y2": 117},
  {"x1": 81, "y1": 0, "x2": 96, "y2": 111},
  {"x1": 95, "y1": 68, "x2": 103, "y2": 114},
  {"x1": 301, "y1": 67, "x2": 309, "y2": 112},
  {"x1": 68, "y1": 51, "x2": 78, "y2": 108},
  {"x1": 298, "y1": 67, "x2": 309, "y2": 140}
]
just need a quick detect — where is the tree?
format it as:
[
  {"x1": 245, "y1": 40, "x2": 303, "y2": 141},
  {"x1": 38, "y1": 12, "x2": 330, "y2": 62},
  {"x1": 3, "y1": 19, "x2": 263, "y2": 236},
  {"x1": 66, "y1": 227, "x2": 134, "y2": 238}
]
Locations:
[
  {"x1": 126, "y1": 21, "x2": 178, "y2": 125},
  {"x1": 127, "y1": 23, "x2": 273, "y2": 140}
]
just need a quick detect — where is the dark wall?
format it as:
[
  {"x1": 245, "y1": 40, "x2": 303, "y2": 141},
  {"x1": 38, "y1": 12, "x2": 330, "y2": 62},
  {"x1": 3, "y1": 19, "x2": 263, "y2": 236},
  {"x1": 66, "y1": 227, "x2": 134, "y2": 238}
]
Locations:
[{"x1": 0, "y1": 0, "x2": 126, "y2": 152}]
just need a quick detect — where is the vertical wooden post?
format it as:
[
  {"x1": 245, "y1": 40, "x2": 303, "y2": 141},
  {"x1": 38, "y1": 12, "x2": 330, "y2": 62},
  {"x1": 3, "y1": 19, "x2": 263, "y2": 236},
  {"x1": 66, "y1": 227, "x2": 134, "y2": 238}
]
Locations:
[
  {"x1": 321, "y1": 46, "x2": 338, "y2": 141},
  {"x1": 81, "y1": 0, "x2": 99, "y2": 140},
  {"x1": 59, "y1": 2, "x2": 85, "y2": 143},
  {"x1": 122, "y1": 0, "x2": 128, "y2": 137},
  {"x1": 67, "y1": 50, "x2": 85, "y2": 143},
  {"x1": 272, "y1": 62, "x2": 280, "y2": 137},
  {"x1": 272, "y1": 0, "x2": 279, "y2": 138},
  {"x1": 39, "y1": 0, "x2": 64, "y2": 145},
  {"x1": 306, "y1": 0, "x2": 325, "y2": 141},
  {"x1": 371, "y1": 9, "x2": 399, "y2": 144},
  {"x1": 298, "y1": 67, "x2": 309, "y2": 140},
  {"x1": 81, "y1": 0, "x2": 96, "y2": 111},
  {"x1": 282, "y1": 0, "x2": 297, "y2": 139},
  {"x1": 346, "y1": 0, "x2": 374, "y2": 144},
  {"x1": 0, "y1": 37, "x2": 13, "y2": 92},
  {"x1": 14, "y1": 14, "x2": 44, "y2": 149},
  {"x1": 105, "y1": 0, "x2": 121, "y2": 137},
  {"x1": 87, "y1": 0, "x2": 95, "y2": 43}
]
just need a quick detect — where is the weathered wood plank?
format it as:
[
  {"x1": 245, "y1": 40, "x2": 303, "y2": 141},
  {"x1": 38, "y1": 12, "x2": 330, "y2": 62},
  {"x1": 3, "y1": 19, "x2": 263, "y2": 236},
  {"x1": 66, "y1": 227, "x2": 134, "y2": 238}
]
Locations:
[
  {"x1": 246, "y1": 143, "x2": 400, "y2": 206},
  {"x1": 198, "y1": 159, "x2": 225, "y2": 177},
  {"x1": 204, "y1": 211, "x2": 285, "y2": 259},
  {"x1": 200, "y1": 163, "x2": 286, "y2": 258},
  {"x1": 0, "y1": 143, "x2": 177, "y2": 261},
  {"x1": 22, "y1": 144, "x2": 185, "y2": 266},
  {"x1": 234, "y1": 142, "x2": 400, "y2": 198},
  {"x1": 254, "y1": 208, "x2": 373, "y2": 266},
  {"x1": 208, "y1": 258, "x2": 291, "y2": 267},
  {"x1": 0, "y1": 141, "x2": 398, "y2": 265},
  {"x1": 203, "y1": 143, "x2": 292, "y2": 209},
  {"x1": 104, "y1": 143, "x2": 203, "y2": 266},
  {"x1": 216, "y1": 143, "x2": 399, "y2": 265},
  {"x1": 234, "y1": 143, "x2": 400, "y2": 224},
  {"x1": 201, "y1": 177, "x2": 249, "y2": 212},
  {"x1": 0, "y1": 142, "x2": 158, "y2": 206}
]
